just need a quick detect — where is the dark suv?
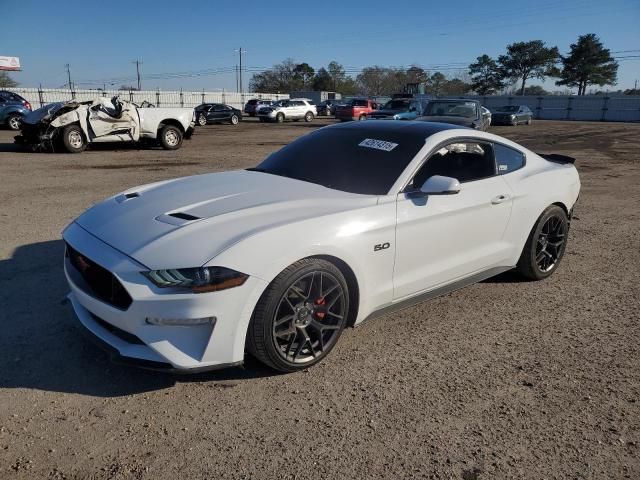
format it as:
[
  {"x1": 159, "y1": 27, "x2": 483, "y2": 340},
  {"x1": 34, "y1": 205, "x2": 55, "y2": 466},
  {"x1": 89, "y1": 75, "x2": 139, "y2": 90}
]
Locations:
[
  {"x1": 0, "y1": 90, "x2": 32, "y2": 130},
  {"x1": 244, "y1": 99, "x2": 273, "y2": 117}
]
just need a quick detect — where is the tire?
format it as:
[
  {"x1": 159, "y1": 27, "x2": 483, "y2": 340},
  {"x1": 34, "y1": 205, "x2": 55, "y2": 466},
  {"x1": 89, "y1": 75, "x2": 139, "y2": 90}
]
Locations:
[
  {"x1": 230, "y1": 114, "x2": 239, "y2": 125},
  {"x1": 358, "y1": 114, "x2": 366, "y2": 121},
  {"x1": 7, "y1": 114, "x2": 22, "y2": 131},
  {"x1": 61, "y1": 125, "x2": 87, "y2": 153},
  {"x1": 197, "y1": 113, "x2": 207, "y2": 126},
  {"x1": 526, "y1": 117, "x2": 532, "y2": 125},
  {"x1": 247, "y1": 258, "x2": 350, "y2": 372},
  {"x1": 159, "y1": 124, "x2": 183, "y2": 150},
  {"x1": 276, "y1": 112, "x2": 284, "y2": 123},
  {"x1": 304, "y1": 111, "x2": 314, "y2": 122},
  {"x1": 516, "y1": 205, "x2": 569, "y2": 280}
]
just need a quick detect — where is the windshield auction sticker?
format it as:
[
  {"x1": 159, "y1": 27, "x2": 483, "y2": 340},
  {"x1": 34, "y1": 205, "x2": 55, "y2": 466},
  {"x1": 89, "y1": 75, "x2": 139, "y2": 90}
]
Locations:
[{"x1": 358, "y1": 138, "x2": 398, "y2": 152}]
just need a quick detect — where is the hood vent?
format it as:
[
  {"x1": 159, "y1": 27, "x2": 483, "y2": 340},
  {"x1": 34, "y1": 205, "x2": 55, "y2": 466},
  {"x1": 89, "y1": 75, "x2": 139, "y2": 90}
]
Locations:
[
  {"x1": 155, "y1": 211, "x2": 202, "y2": 226},
  {"x1": 116, "y1": 192, "x2": 140, "y2": 203},
  {"x1": 168, "y1": 212, "x2": 200, "y2": 221}
]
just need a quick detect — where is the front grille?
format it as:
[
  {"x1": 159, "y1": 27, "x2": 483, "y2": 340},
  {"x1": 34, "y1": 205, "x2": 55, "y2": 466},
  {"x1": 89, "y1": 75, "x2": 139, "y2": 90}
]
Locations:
[{"x1": 66, "y1": 243, "x2": 133, "y2": 310}]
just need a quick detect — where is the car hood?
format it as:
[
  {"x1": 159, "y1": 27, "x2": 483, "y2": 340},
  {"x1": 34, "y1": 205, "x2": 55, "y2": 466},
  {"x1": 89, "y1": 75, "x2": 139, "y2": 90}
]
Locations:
[
  {"x1": 417, "y1": 115, "x2": 475, "y2": 126},
  {"x1": 73, "y1": 170, "x2": 374, "y2": 269}
]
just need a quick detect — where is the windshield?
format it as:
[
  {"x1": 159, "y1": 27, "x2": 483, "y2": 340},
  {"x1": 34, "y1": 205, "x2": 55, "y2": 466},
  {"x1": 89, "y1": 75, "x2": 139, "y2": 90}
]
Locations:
[
  {"x1": 382, "y1": 99, "x2": 411, "y2": 110},
  {"x1": 495, "y1": 106, "x2": 519, "y2": 113},
  {"x1": 424, "y1": 101, "x2": 477, "y2": 118},
  {"x1": 249, "y1": 128, "x2": 424, "y2": 195}
]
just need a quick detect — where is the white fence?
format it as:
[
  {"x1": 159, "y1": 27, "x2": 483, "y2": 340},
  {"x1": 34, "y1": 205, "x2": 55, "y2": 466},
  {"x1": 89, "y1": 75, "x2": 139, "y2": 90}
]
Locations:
[
  {"x1": 459, "y1": 95, "x2": 640, "y2": 122},
  {"x1": 9, "y1": 88, "x2": 290, "y2": 111}
]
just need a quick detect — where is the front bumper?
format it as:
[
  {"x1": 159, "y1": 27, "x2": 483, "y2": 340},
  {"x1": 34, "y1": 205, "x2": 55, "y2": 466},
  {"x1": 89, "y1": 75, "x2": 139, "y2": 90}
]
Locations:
[{"x1": 63, "y1": 222, "x2": 268, "y2": 372}]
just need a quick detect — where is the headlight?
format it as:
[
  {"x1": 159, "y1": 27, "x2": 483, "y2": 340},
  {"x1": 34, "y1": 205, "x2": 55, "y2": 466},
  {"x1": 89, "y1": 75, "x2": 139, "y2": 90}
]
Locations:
[
  {"x1": 393, "y1": 115, "x2": 400, "y2": 120},
  {"x1": 510, "y1": 114, "x2": 516, "y2": 119},
  {"x1": 142, "y1": 266, "x2": 248, "y2": 293}
]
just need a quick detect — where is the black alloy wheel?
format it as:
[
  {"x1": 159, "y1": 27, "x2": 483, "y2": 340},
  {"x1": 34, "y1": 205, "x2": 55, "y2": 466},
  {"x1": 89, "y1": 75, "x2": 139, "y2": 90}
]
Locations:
[{"x1": 247, "y1": 258, "x2": 349, "y2": 372}]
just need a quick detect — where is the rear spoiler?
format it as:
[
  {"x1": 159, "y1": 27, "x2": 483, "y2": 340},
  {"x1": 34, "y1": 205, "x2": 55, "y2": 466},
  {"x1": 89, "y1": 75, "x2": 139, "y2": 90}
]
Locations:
[{"x1": 537, "y1": 153, "x2": 576, "y2": 164}]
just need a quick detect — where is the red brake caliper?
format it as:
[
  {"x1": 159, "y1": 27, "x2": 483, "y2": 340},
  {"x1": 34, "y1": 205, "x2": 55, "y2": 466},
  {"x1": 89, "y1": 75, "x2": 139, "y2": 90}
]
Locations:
[{"x1": 315, "y1": 297, "x2": 326, "y2": 319}]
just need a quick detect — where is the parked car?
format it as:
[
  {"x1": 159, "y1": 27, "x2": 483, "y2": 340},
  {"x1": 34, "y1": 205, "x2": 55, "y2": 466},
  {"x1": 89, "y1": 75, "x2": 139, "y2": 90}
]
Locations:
[
  {"x1": 62, "y1": 121, "x2": 580, "y2": 372},
  {"x1": 195, "y1": 103, "x2": 242, "y2": 126},
  {"x1": 334, "y1": 98, "x2": 377, "y2": 121},
  {"x1": 244, "y1": 99, "x2": 273, "y2": 117},
  {"x1": 482, "y1": 107, "x2": 492, "y2": 127},
  {"x1": 0, "y1": 90, "x2": 32, "y2": 130},
  {"x1": 15, "y1": 96, "x2": 195, "y2": 153},
  {"x1": 491, "y1": 105, "x2": 533, "y2": 125},
  {"x1": 256, "y1": 99, "x2": 286, "y2": 115},
  {"x1": 257, "y1": 98, "x2": 316, "y2": 123},
  {"x1": 418, "y1": 99, "x2": 491, "y2": 131},
  {"x1": 316, "y1": 99, "x2": 342, "y2": 116},
  {"x1": 367, "y1": 98, "x2": 429, "y2": 120}
]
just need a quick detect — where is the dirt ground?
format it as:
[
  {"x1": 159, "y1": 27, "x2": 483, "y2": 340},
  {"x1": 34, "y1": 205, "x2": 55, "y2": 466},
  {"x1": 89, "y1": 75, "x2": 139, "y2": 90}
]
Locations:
[{"x1": 0, "y1": 118, "x2": 639, "y2": 480}]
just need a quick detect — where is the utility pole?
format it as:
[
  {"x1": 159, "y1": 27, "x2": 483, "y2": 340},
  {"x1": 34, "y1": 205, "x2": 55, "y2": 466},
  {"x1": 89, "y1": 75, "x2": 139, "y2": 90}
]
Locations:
[
  {"x1": 65, "y1": 63, "x2": 73, "y2": 90},
  {"x1": 235, "y1": 65, "x2": 239, "y2": 92},
  {"x1": 132, "y1": 59, "x2": 143, "y2": 90},
  {"x1": 235, "y1": 47, "x2": 244, "y2": 92}
]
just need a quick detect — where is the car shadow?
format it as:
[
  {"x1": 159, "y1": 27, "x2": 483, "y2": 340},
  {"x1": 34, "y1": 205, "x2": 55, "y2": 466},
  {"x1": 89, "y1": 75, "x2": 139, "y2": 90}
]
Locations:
[
  {"x1": 481, "y1": 270, "x2": 528, "y2": 283},
  {"x1": 0, "y1": 240, "x2": 279, "y2": 398},
  {"x1": 0, "y1": 140, "x2": 25, "y2": 152}
]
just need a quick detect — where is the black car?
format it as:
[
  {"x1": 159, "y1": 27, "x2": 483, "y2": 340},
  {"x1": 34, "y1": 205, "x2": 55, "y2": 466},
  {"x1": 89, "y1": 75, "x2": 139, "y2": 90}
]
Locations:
[
  {"x1": 194, "y1": 103, "x2": 242, "y2": 126},
  {"x1": 491, "y1": 105, "x2": 533, "y2": 125},
  {"x1": 417, "y1": 99, "x2": 491, "y2": 131},
  {"x1": 316, "y1": 99, "x2": 341, "y2": 116}
]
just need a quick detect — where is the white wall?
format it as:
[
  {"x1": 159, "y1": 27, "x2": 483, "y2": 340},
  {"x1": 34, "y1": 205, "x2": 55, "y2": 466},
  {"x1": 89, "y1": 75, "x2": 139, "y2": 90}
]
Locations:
[{"x1": 9, "y1": 88, "x2": 290, "y2": 112}]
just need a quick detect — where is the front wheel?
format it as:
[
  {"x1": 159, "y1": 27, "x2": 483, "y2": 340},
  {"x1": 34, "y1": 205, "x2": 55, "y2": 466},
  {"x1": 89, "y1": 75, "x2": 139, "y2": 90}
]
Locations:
[
  {"x1": 304, "y1": 111, "x2": 314, "y2": 122},
  {"x1": 358, "y1": 114, "x2": 366, "y2": 121},
  {"x1": 516, "y1": 205, "x2": 569, "y2": 280},
  {"x1": 526, "y1": 117, "x2": 532, "y2": 125},
  {"x1": 61, "y1": 125, "x2": 87, "y2": 153},
  {"x1": 247, "y1": 258, "x2": 350, "y2": 372},
  {"x1": 159, "y1": 124, "x2": 183, "y2": 150},
  {"x1": 197, "y1": 113, "x2": 207, "y2": 126},
  {"x1": 276, "y1": 112, "x2": 285, "y2": 123}
]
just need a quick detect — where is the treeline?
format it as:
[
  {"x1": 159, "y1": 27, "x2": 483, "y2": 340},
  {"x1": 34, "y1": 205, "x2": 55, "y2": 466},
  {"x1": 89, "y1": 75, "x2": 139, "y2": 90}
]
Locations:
[{"x1": 251, "y1": 34, "x2": 621, "y2": 97}]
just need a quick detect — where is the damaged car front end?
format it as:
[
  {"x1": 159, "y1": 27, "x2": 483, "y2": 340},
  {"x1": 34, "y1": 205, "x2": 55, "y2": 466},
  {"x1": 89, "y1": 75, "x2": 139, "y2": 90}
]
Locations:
[{"x1": 15, "y1": 96, "x2": 195, "y2": 153}]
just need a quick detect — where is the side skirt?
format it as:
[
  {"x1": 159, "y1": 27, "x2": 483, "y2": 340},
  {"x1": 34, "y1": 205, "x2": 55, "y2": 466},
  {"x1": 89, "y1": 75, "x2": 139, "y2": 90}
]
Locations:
[{"x1": 358, "y1": 266, "x2": 513, "y2": 326}]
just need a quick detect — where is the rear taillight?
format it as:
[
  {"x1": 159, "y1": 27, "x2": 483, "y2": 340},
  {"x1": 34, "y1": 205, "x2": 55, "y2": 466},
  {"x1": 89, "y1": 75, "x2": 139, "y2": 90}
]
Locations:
[{"x1": 23, "y1": 101, "x2": 32, "y2": 110}]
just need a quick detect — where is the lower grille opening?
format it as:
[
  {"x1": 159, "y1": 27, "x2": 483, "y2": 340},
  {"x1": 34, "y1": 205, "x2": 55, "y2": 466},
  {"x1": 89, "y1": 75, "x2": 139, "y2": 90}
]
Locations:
[
  {"x1": 90, "y1": 313, "x2": 145, "y2": 345},
  {"x1": 66, "y1": 242, "x2": 133, "y2": 310}
]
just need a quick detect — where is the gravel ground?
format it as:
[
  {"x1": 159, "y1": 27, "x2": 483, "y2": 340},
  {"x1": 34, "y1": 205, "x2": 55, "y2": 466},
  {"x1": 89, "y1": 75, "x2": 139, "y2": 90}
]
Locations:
[{"x1": 0, "y1": 118, "x2": 638, "y2": 479}]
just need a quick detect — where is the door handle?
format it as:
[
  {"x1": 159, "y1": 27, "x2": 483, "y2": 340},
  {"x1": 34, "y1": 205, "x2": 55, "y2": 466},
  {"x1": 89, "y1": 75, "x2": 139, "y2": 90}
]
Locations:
[{"x1": 491, "y1": 194, "x2": 510, "y2": 204}]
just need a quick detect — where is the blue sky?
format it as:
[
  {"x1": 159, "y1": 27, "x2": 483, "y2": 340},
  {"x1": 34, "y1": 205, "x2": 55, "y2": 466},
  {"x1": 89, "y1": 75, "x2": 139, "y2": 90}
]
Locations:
[{"x1": 2, "y1": 0, "x2": 639, "y2": 92}]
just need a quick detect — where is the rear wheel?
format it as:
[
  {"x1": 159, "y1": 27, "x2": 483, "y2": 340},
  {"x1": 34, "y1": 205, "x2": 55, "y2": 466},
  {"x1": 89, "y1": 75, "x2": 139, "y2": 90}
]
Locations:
[
  {"x1": 61, "y1": 125, "x2": 86, "y2": 153},
  {"x1": 526, "y1": 117, "x2": 532, "y2": 125},
  {"x1": 7, "y1": 114, "x2": 22, "y2": 131},
  {"x1": 159, "y1": 124, "x2": 183, "y2": 150},
  {"x1": 230, "y1": 114, "x2": 239, "y2": 125},
  {"x1": 358, "y1": 114, "x2": 366, "y2": 121},
  {"x1": 304, "y1": 111, "x2": 314, "y2": 122},
  {"x1": 247, "y1": 258, "x2": 349, "y2": 372},
  {"x1": 197, "y1": 113, "x2": 207, "y2": 126},
  {"x1": 516, "y1": 205, "x2": 569, "y2": 280},
  {"x1": 276, "y1": 112, "x2": 285, "y2": 123}
]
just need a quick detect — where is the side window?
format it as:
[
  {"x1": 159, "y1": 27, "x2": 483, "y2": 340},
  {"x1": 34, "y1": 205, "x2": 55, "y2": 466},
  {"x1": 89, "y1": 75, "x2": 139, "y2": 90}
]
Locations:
[
  {"x1": 213, "y1": 104, "x2": 225, "y2": 111},
  {"x1": 411, "y1": 141, "x2": 496, "y2": 188},
  {"x1": 494, "y1": 143, "x2": 525, "y2": 174}
]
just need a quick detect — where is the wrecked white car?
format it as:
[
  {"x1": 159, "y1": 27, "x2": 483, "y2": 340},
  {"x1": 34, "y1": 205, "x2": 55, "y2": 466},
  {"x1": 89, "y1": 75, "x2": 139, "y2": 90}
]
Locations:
[{"x1": 15, "y1": 96, "x2": 195, "y2": 153}]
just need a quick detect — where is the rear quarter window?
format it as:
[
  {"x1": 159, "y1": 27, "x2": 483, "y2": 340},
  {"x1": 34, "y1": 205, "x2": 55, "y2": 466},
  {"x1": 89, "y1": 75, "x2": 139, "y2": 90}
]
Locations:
[{"x1": 494, "y1": 143, "x2": 525, "y2": 174}]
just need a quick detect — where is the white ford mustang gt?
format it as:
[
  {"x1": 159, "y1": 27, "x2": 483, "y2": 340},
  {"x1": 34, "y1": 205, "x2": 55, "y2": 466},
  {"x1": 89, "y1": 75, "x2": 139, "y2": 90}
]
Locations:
[{"x1": 63, "y1": 121, "x2": 580, "y2": 372}]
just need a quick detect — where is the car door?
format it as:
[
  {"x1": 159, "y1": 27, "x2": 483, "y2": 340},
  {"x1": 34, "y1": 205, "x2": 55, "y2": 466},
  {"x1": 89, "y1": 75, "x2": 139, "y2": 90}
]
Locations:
[{"x1": 393, "y1": 140, "x2": 514, "y2": 300}]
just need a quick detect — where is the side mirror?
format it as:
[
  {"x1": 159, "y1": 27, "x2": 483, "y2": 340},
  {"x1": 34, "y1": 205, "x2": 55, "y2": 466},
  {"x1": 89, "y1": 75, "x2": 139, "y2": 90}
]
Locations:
[{"x1": 419, "y1": 175, "x2": 461, "y2": 195}]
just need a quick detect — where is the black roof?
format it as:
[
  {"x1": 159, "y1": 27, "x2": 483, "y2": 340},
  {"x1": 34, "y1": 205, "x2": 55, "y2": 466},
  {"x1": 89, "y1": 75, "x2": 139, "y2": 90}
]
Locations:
[{"x1": 326, "y1": 119, "x2": 465, "y2": 138}]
